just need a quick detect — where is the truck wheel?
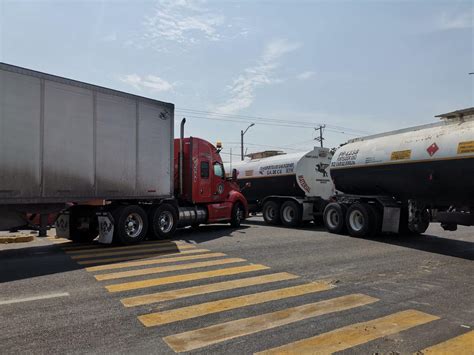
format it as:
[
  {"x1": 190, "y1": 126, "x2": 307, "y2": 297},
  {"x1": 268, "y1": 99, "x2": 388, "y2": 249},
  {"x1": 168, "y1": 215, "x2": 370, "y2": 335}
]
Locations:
[
  {"x1": 408, "y1": 209, "x2": 430, "y2": 235},
  {"x1": 69, "y1": 206, "x2": 98, "y2": 243},
  {"x1": 345, "y1": 203, "x2": 373, "y2": 238},
  {"x1": 367, "y1": 204, "x2": 382, "y2": 237},
  {"x1": 112, "y1": 205, "x2": 148, "y2": 244},
  {"x1": 151, "y1": 203, "x2": 178, "y2": 239},
  {"x1": 323, "y1": 202, "x2": 346, "y2": 234},
  {"x1": 230, "y1": 202, "x2": 245, "y2": 227},
  {"x1": 262, "y1": 200, "x2": 281, "y2": 225},
  {"x1": 280, "y1": 201, "x2": 302, "y2": 227}
]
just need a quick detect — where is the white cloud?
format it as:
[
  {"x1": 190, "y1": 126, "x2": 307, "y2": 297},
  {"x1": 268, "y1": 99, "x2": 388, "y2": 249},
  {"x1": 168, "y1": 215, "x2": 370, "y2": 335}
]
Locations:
[
  {"x1": 143, "y1": 0, "x2": 225, "y2": 48},
  {"x1": 438, "y1": 11, "x2": 472, "y2": 30},
  {"x1": 215, "y1": 39, "x2": 302, "y2": 114},
  {"x1": 297, "y1": 71, "x2": 316, "y2": 80},
  {"x1": 119, "y1": 74, "x2": 173, "y2": 92}
]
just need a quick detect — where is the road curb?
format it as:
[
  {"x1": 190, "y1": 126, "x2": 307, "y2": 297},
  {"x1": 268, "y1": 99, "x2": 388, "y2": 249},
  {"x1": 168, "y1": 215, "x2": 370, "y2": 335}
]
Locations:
[{"x1": 0, "y1": 235, "x2": 35, "y2": 244}]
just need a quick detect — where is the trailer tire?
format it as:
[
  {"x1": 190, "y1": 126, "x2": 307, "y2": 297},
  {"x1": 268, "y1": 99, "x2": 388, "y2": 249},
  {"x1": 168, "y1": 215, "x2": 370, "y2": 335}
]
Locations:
[
  {"x1": 323, "y1": 202, "x2": 346, "y2": 234},
  {"x1": 280, "y1": 201, "x2": 302, "y2": 227},
  {"x1": 69, "y1": 206, "x2": 98, "y2": 243},
  {"x1": 262, "y1": 200, "x2": 281, "y2": 225},
  {"x1": 112, "y1": 205, "x2": 148, "y2": 244},
  {"x1": 230, "y1": 202, "x2": 245, "y2": 227},
  {"x1": 345, "y1": 203, "x2": 373, "y2": 238},
  {"x1": 151, "y1": 203, "x2": 178, "y2": 239},
  {"x1": 367, "y1": 204, "x2": 382, "y2": 237}
]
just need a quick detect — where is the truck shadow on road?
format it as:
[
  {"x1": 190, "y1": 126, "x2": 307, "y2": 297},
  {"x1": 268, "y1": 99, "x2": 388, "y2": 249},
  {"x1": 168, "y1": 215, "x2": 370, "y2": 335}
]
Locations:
[
  {"x1": 0, "y1": 240, "x2": 184, "y2": 283},
  {"x1": 174, "y1": 225, "x2": 251, "y2": 244}
]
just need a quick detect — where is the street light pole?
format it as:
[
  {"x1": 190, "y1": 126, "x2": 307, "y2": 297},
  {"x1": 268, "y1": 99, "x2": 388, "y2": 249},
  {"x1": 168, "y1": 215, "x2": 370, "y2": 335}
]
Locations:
[{"x1": 241, "y1": 123, "x2": 255, "y2": 160}]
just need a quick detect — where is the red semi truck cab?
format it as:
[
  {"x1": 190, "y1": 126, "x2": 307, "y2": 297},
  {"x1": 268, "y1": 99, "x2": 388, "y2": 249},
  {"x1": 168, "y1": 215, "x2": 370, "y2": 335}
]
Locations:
[{"x1": 172, "y1": 137, "x2": 248, "y2": 224}]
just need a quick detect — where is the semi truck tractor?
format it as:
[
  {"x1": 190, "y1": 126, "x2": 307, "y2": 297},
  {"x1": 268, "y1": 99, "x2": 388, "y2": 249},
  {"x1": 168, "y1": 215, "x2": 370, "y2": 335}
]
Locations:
[
  {"x1": 227, "y1": 147, "x2": 334, "y2": 227},
  {"x1": 0, "y1": 63, "x2": 248, "y2": 244},
  {"x1": 323, "y1": 108, "x2": 474, "y2": 237}
]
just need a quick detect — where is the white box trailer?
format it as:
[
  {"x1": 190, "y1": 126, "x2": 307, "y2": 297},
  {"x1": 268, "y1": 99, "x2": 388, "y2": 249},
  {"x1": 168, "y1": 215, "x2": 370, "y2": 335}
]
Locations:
[{"x1": 0, "y1": 63, "x2": 174, "y2": 241}]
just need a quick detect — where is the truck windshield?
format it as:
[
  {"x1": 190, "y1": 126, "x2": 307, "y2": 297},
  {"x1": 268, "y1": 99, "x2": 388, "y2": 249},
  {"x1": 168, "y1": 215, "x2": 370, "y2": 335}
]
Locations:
[{"x1": 213, "y1": 162, "x2": 224, "y2": 178}]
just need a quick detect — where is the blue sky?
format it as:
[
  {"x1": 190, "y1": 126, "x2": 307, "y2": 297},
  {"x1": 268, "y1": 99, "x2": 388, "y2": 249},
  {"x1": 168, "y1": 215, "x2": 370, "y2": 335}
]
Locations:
[{"x1": 1, "y1": 0, "x2": 472, "y2": 161}]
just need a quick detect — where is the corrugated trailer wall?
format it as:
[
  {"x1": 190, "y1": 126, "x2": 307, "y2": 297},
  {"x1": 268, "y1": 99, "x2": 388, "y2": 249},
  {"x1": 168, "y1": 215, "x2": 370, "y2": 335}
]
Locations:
[{"x1": 0, "y1": 63, "x2": 174, "y2": 204}]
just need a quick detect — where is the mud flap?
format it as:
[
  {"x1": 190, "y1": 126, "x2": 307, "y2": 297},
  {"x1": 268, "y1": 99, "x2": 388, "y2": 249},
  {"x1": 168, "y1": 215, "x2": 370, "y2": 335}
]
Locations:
[
  {"x1": 55, "y1": 213, "x2": 70, "y2": 238},
  {"x1": 97, "y1": 212, "x2": 114, "y2": 244}
]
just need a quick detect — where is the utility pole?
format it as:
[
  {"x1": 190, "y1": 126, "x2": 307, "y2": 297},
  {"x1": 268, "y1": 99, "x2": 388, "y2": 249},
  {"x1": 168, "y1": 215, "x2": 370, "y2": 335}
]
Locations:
[
  {"x1": 314, "y1": 125, "x2": 325, "y2": 147},
  {"x1": 240, "y1": 123, "x2": 255, "y2": 160}
]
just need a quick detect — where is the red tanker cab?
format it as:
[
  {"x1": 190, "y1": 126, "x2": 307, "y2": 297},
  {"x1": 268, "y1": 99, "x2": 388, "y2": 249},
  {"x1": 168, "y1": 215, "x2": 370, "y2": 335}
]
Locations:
[{"x1": 173, "y1": 137, "x2": 247, "y2": 222}]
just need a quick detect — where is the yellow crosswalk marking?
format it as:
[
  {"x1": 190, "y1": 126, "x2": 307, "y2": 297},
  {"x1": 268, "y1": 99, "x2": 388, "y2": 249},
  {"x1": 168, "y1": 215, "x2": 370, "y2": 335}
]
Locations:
[
  {"x1": 86, "y1": 252, "x2": 227, "y2": 272},
  {"x1": 70, "y1": 245, "x2": 195, "y2": 260},
  {"x1": 106, "y1": 264, "x2": 270, "y2": 293},
  {"x1": 65, "y1": 242, "x2": 187, "y2": 255},
  {"x1": 138, "y1": 282, "x2": 332, "y2": 327},
  {"x1": 121, "y1": 272, "x2": 299, "y2": 307},
  {"x1": 164, "y1": 293, "x2": 378, "y2": 352},
  {"x1": 418, "y1": 330, "x2": 474, "y2": 354},
  {"x1": 95, "y1": 258, "x2": 247, "y2": 281},
  {"x1": 257, "y1": 309, "x2": 439, "y2": 355},
  {"x1": 77, "y1": 249, "x2": 211, "y2": 265}
]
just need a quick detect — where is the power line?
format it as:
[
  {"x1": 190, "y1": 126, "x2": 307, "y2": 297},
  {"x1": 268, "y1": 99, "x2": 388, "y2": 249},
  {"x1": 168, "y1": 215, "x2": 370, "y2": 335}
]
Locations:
[
  {"x1": 179, "y1": 113, "x2": 364, "y2": 136},
  {"x1": 175, "y1": 107, "x2": 371, "y2": 135}
]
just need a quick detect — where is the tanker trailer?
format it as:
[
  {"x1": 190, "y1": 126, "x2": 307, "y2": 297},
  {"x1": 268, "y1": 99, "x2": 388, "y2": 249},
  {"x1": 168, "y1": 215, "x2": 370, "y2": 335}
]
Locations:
[
  {"x1": 323, "y1": 107, "x2": 474, "y2": 237},
  {"x1": 226, "y1": 147, "x2": 334, "y2": 227}
]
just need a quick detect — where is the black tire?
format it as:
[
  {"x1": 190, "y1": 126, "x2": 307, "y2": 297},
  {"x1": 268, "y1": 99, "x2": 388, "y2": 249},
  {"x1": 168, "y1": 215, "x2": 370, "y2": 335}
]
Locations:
[
  {"x1": 408, "y1": 208, "x2": 430, "y2": 235},
  {"x1": 69, "y1": 206, "x2": 98, "y2": 243},
  {"x1": 323, "y1": 202, "x2": 346, "y2": 234},
  {"x1": 230, "y1": 202, "x2": 245, "y2": 227},
  {"x1": 262, "y1": 200, "x2": 281, "y2": 225},
  {"x1": 345, "y1": 203, "x2": 373, "y2": 238},
  {"x1": 367, "y1": 204, "x2": 382, "y2": 237},
  {"x1": 280, "y1": 200, "x2": 302, "y2": 227},
  {"x1": 150, "y1": 203, "x2": 178, "y2": 239},
  {"x1": 112, "y1": 205, "x2": 148, "y2": 244}
]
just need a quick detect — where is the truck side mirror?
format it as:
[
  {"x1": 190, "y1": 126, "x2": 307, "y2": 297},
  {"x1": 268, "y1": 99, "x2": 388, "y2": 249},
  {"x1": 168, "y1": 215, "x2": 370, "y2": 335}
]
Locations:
[{"x1": 232, "y1": 169, "x2": 238, "y2": 181}]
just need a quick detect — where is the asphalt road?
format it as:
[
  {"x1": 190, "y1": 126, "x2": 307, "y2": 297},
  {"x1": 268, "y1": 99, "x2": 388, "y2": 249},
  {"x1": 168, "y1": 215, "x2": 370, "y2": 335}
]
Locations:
[{"x1": 1, "y1": 219, "x2": 473, "y2": 354}]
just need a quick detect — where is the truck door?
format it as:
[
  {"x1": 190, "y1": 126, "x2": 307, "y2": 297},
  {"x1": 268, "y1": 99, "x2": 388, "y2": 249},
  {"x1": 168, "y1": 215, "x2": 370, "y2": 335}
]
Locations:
[
  {"x1": 212, "y1": 161, "x2": 226, "y2": 202},
  {"x1": 198, "y1": 159, "x2": 212, "y2": 200}
]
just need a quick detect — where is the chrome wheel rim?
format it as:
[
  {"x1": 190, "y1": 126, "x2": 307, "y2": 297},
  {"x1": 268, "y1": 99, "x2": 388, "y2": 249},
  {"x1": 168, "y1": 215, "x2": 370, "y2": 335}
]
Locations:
[
  {"x1": 349, "y1": 210, "x2": 364, "y2": 232},
  {"x1": 326, "y1": 209, "x2": 339, "y2": 229},
  {"x1": 282, "y1": 206, "x2": 295, "y2": 222},
  {"x1": 264, "y1": 205, "x2": 276, "y2": 221},
  {"x1": 125, "y1": 213, "x2": 143, "y2": 238},
  {"x1": 158, "y1": 211, "x2": 173, "y2": 233}
]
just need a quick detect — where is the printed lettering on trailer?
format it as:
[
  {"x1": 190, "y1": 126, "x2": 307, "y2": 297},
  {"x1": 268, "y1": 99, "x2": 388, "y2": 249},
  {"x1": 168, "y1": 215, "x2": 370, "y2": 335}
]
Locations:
[
  {"x1": 330, "y1": 149, "x2": 359, "y2": 167},
  {"x1": 259, "y1": 163, "x2": 295, "y2": 176}
]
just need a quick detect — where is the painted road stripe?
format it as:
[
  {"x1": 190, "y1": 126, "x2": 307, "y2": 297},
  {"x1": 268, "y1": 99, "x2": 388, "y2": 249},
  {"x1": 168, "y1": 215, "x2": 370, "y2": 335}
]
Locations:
[
  {"x1": 65, "y1": 242, "x2": 187, "y2": 255},
  {"x1": 164, "y1": 293, "x2": 378, "y2": 352},
  {"x1": 0, "y1": 292, "x2": 70, "y2": 305},
  {"x1": 95, "y1": 258, "x2": 247, "y2": 281},
  {"x1": 257, "y1": 309, "x2": 440, "y2": 355},
  {"x1": 86, "y1": 252, "x2": 227, "y2": 272},
  {"x1": 70, "y1": 245, "x2": 195, "y2": 260},
  {"x1": 138, "y1": 282, "x2": 332, "y2": 327},
  {"x1": 106, "y1": 264, "x2": 270, "y2": 293},
  {"x1": 77, "y1": 249, "x2": 211, "y2": 265},
  {"x1": 418, "y1": 330, "x2": 474, "y2": 354},
  {"x1": 122, "y1": 272, "x2": 299, "y2": 307}
]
